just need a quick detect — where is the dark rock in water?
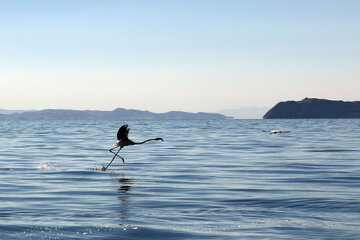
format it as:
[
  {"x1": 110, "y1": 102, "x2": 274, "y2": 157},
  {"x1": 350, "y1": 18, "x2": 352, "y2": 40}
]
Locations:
[{"x1": 263, "y1": 98, "x2": 360, "y2": 119}]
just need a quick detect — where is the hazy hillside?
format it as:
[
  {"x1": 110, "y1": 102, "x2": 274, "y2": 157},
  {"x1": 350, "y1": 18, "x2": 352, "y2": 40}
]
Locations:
[
  {"x1": 0, "y1": 108, "x2": 230, "y2": 120},
  {"x1": 0, "y1": 109, "x2": 26, "y2": 114}
]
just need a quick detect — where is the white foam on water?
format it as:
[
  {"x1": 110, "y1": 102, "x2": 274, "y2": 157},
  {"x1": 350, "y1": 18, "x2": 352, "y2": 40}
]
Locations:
[
  {"x1": 37, "y1": 163, "x2": 52, "y2": 170},
  {"x1": 94, "y1": 165, "x2": 106, "y2": 171}
]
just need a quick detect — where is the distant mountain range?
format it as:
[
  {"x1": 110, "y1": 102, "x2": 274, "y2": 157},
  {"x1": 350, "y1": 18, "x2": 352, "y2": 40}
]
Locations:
[
  {"x1": 263, "y1": 98, "x2": 360, "y2": 119},
  {"x1": 0, "y1": 108, "x2": 230, "y2": 120},
  {"x1": 0, "y1": 109, "x2": 27, "y2": 114}
]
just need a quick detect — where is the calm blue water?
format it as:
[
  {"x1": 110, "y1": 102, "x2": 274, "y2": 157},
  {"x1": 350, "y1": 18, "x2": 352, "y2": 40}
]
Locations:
[{"x1": 0, "y1": 119, "x2": 359, "y2": 239}]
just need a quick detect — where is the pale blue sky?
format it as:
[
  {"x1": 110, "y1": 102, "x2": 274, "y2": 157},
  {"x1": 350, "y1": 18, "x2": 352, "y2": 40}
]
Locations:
[{"x1": 1, "y1": 0, "x2": 359, "y2": 112}]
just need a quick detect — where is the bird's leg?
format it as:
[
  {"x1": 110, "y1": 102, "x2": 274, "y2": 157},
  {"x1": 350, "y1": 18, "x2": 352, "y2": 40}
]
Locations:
[
  {"x1": 109, "y1": 147, "x2": 124, "y2": 161},
  {"x1": 106, "y1": 148, "x2": 120, "y2": 170},
  {"x1": 106, "y1": 147, "x2": 124, "y2": 170}
]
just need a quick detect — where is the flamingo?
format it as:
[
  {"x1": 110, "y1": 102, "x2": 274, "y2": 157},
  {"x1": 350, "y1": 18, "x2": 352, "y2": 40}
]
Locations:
[
  {"x1": 263, "y1": 130, "x2": 291, "y2": 135},
  {"x1": 105, "y1": 124, "x2": 163, "y2": 170}
]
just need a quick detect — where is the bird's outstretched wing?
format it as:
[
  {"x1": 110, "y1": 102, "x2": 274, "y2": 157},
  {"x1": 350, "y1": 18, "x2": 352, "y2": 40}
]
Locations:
[{"x1": 117, "y1": 124, "x2": 130, "y2": 140}]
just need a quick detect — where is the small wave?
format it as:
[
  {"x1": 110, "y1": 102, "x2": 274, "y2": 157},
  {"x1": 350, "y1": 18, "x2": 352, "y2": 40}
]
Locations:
[
  {"x1": 0, "y1": 168, "x2": 14, "y2": 172},
  {"x1": 307, "y1": 149, "x2": 356, "y2": 153}
]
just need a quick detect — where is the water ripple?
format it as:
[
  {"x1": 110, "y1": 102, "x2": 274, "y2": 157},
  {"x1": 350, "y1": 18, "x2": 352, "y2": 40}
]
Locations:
[{"x1": 0, "y1": 119, "x2": 359, "y2": 239}]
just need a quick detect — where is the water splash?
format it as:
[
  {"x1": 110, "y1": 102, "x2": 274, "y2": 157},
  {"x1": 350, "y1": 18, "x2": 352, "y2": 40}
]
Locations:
[
  {"x1": 37, "y1": 163, "x2": 51, "y2": 170},
  {"x1": 94, "y1": 165, "x2": 106, "y2": 171}
]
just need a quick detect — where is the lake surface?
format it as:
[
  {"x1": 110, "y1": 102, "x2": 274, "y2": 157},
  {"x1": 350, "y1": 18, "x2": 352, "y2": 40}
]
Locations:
[{"x1": 0, "y1": 119, "x2": 359, "y2": 239}]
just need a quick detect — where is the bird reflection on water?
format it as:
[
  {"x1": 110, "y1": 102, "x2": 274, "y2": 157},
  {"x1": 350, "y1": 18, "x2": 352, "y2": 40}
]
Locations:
[
  {"x1": 109, "y1": 172, "x2": 133, "y2": 194},
  {"x1": 110, "y1": 172, "x2": 134, "y2": 228},
  {"x1": 118, "y1": 175, "x2": 133, "y2": 193}
]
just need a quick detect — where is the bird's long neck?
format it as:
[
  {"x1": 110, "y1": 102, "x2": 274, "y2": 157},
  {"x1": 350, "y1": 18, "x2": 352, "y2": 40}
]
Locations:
[{"x1": 138, "y1": 138, "x2": 158, "y2": 144}]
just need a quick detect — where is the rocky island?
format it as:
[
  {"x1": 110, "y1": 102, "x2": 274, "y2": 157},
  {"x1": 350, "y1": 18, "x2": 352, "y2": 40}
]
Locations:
[{"x1": 263, "y1": 98, "x2": 360, "y2": 119}]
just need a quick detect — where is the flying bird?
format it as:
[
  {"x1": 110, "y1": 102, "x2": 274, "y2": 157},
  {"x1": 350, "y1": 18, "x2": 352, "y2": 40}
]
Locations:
[
  {"x1": 105, "y1": 124, "x2": 163, "y2": 170},
  {"x1": 263, "y1": 130, "x2": 291, "y2": 135}
]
